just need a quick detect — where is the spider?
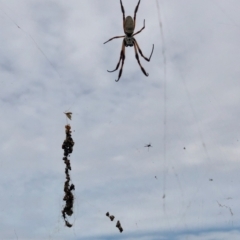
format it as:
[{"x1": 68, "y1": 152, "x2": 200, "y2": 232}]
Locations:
[{"x1": 104, "y1": 0, "x2": 154, "y2": 82}]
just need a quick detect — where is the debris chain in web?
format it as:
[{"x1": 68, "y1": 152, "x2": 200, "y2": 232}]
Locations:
[
  {"x1": 61, "y1": 124, "x2": 75, "y2": 228},
  {"x1": 106, "y1": 212, "x2": 123, "y2": 233},
  {"x1": 106, "y1": 212, "x2": 115, "y2": 221},
  {"x1": 116, "y1": 220, "x2": 123, "y2": 233}
]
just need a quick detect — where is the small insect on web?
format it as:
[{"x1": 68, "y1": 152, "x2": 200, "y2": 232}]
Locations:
[
  {"x1": 64, "y1": 112, "x2": 72, "y2": 120},
  {"x1": 144, "y1": 143, "x2": 152, "y2": 151},
  {"x1": 104, "y1": 0, "x2": 154, "y2": 82}
]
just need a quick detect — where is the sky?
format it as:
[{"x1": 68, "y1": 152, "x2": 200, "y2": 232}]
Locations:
[{"x1": 0, "y1": 0, "x2": 240, "y2": 239}]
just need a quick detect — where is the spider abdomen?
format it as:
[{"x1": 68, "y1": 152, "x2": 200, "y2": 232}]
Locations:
[{"x1": 124, "y1": 16, "x2": 134, "y2": 35}]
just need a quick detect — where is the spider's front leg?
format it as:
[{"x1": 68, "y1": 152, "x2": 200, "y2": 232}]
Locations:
[
  {"x1": 133, "y1": 40, "x2": 149, "y2": 76},
  {"x1": 134, "y1": 39, "x2": 154, "y2": 61},
  {"x1": 107, "y1": 39, "x2": 126, "y2": 82}
]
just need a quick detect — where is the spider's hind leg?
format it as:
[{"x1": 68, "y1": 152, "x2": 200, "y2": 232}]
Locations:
[
  {"x1": 120, "y1": 0, "x2": 126, "y2": 31},
  {"x1": 133, "y1": 0, "x2": 141, "y2": 28},
  {"x1": 133, "y1": 19, "x2": 145, "y2": 37}
]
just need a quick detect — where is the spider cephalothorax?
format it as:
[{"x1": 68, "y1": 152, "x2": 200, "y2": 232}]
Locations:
[
  {"x1": 104, "y1": 0, "x2": 154, "y2": 82},
  {"x1": 124, "y1": 36, "x2": 134, "y2": 47}
]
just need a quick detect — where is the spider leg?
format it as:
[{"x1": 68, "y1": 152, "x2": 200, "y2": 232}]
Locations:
[
  {"x1": 120, "y1": 0, "x2": 125, "y2": 31},
  {"x1": 134, "y1": 38, "x2": 154, "y2": 61},
  {"x1": 103, "y1": 35, "x2": 125, "y2": 44},
  {"x1": 133, "y1": 19, "x2": 145, "y2": 37},
  {"x1": 133, "y1": 40, "x2": 149, "y2": 76},
  {"x1": 133, "y1": 0, "x2": 141, "y2": 28},
  {"x1": 107, "y1": 39, "x2": 126, "y2": 82},
  {"x1": 107, "y1": 40, "x2": 124, "y2": 72},
  {"x1": 115, "y1": 51, "x2": 126, "y2": 82}
]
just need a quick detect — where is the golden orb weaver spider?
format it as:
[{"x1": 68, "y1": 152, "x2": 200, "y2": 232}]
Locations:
[{"x1": 104, "y1": 0, "x2": 154, "y2": 82}]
